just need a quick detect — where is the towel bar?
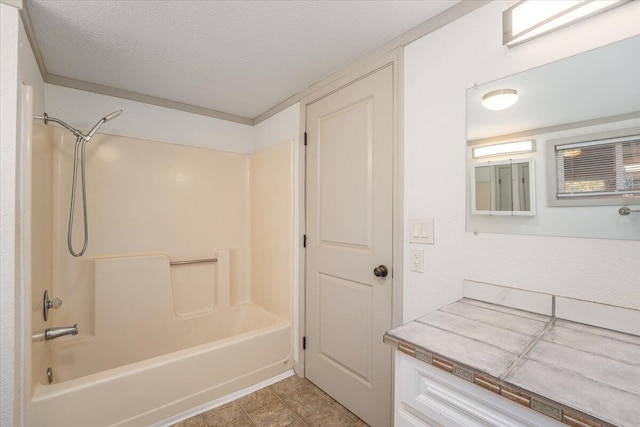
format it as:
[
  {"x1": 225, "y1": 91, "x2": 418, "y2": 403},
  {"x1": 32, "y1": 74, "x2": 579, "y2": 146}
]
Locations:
[{"x1": 170, "y1": 258, "x2": 217, "y2": 266}]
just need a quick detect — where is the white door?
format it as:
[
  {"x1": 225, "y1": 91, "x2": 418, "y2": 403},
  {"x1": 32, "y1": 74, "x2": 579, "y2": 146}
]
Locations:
[{"x1": 305, "y1": 65, "x2": 394, "y2": 427}]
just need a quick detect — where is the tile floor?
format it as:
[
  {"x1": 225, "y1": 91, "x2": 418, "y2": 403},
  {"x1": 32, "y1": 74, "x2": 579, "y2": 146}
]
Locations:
[{"x1": 171, "y1": 375, "x2": 370, "y2": 427}]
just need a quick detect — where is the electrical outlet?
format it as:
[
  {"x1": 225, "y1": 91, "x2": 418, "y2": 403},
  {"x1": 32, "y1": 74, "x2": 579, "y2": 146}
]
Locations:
[{"x1": 410, "y1": 248, "x2": 424, "y2": 273}]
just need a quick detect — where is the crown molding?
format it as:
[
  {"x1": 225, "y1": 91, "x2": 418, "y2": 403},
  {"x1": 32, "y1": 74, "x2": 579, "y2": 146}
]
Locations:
[
  {"x1": 1, "y1": 0, "x2": 23, "y2": 9},
  {"x1": 46, "y1": 74, "x2": 254, "y2": 125},
  {"x1": 20, "y1": 0, "x2": 46, "y2": 78}
]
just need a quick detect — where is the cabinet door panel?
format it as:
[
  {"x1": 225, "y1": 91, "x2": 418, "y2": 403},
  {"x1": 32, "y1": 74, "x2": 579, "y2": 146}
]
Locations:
[{"x1": 396, "y1": 352, "x2": 563, "y2": 427}]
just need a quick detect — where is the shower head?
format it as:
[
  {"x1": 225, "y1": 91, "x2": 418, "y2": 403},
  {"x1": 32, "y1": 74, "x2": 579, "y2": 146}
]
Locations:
[
  {"x1": 85, "y1": 110, "x2": 123, "y2": 140},
  {"x1": 103, "y1": 110, "x2": 123, "y2": 122}
]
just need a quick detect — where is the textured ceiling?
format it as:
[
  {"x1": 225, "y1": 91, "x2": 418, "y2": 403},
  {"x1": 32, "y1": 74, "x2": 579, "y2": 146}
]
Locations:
[{"x1": 28, "y1": 0, "x2": 459, "y2": 119}]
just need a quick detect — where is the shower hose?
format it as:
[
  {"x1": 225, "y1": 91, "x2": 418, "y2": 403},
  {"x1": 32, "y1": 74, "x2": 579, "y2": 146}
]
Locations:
[{"x1": 68, "y1": 135, "x2": 89, "y2": 257}]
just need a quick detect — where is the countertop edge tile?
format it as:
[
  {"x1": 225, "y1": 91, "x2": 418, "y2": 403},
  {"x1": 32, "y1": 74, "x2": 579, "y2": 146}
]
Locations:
[
  {"x1": 385, "y1": 321, "x2": 518, "y2": 378},
  {"x1": 383, "y1": 333, "x2": 508, "y2": 384}
]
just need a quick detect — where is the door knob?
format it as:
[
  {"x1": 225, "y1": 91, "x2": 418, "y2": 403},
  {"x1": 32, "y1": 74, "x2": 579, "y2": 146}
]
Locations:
[{"x1": 373, "y1": 265, "x2": 388, "y2": 278}]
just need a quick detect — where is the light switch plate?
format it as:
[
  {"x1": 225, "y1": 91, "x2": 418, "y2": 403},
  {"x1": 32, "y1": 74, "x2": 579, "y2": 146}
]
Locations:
[{"x1": 408, "y1": 218, "x2": 434, "y2": 244}]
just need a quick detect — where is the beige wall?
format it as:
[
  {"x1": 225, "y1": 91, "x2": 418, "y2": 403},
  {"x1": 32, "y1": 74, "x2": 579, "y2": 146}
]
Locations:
[
  {"x1": 253, "y1": 103, "x2": 300, "y2": 362},
  {"x1": 29, "y1": 123, "x2": 53, "y2": 387},
  {"x1": 47, "y1": 130, "x2": 294, "y2": 332},
  {"x1": 50, "y1": 130, "x2": 251, "y2": 333},
  {"x1": 250, "y1": 141, "x2": 294, "y2": 321}
]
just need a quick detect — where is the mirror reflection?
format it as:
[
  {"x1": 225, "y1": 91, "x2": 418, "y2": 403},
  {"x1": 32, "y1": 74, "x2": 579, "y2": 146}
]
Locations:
[
  {"x1": 466, "y1": 36, "x2": 640, "y2": 240},
  {"x1": 472, "y1": 160, "x2": 534, "y2": 215}
]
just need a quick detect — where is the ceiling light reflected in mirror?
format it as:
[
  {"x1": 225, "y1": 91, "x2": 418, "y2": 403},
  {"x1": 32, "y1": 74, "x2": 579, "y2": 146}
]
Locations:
[{"x1": 482, "y1": 89, "x2": 519, "y2": 111}]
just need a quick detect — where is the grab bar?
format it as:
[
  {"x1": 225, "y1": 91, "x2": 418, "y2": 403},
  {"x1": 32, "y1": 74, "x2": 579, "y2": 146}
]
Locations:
[
  {"x1": 170, "y1": 258, "x2": 218, "y2": 266},
  {"x1": 619, "y1": 207, "x2": 640, "y2": 216}
]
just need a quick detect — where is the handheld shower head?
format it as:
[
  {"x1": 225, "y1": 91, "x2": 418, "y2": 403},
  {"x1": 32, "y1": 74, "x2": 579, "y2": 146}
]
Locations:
[
  {"x1": 103, "y1": 110, "x2": 123, "y2": 122},
  {"x1": 85, "y1": 110, "x2": 123, "y2": 140}
]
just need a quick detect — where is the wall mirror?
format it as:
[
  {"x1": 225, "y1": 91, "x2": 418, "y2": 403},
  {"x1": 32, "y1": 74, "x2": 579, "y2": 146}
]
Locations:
[
  {"x1": 471, "y1": 159, "x2": 535, "y2": 216},
  {"x1": 467, "y1": 35, "x2": 640, "y2": 240}
]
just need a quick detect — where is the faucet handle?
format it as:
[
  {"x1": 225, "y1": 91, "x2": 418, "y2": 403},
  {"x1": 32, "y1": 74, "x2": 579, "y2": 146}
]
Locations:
[
  {"x1": 47, "y1": 297, "x2": 62, "y2": 310},
  {"x1": 43, "y1": 290, "x2": 63, "y2": 321}
]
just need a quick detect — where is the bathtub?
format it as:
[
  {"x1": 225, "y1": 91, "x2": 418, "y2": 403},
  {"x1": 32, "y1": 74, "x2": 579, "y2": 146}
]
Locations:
[{"x1": 27, "y1": 302, "x2": 292, "y2": 426}]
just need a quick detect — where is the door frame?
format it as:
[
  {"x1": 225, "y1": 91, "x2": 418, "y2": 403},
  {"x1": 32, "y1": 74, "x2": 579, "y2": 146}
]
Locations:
[{"x1": 295, "y1": 47, "x2": 404, "y2": 377}]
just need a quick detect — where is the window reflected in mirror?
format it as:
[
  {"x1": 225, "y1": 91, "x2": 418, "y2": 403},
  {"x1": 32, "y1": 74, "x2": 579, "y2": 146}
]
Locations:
[{"x1": 553, "y1": 133, "x2": 640, "y2": 201}]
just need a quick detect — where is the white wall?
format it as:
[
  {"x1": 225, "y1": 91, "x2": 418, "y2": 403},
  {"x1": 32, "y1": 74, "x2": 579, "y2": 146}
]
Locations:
[
  {"x1": 0, "y1": 5, "x2": 20, "y2": 425},
  {"x1": 403, "y1": 0, "x2": 640, "y2": 322},
  {"x1": 254, "y1": 103, "x2": 301, "y2": 152},
  {"x1": 45, "y1": 84, "x2": 255, "y2": 154}
]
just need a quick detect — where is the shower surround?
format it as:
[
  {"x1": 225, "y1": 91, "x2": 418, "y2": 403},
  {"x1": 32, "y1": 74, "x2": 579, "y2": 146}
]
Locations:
[{"x1": 25, "y1": 119, "x2": 294, "y2": 426}]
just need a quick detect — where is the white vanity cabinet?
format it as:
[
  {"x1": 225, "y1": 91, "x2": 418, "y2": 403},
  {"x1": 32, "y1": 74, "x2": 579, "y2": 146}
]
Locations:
[{"x1": 394, "y1": 352, "x2": 563, "y2": 427}]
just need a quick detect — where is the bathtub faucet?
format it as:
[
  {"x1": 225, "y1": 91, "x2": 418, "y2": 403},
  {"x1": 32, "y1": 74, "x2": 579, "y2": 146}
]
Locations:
[{"x1": 45, "y1": 324, "x2": 78, "y2": 341}]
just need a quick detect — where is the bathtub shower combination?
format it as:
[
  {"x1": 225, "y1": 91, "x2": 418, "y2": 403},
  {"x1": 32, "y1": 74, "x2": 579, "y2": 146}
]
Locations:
[{"x1": 22, "y1": 89, "x2": 294, "y2": 426}]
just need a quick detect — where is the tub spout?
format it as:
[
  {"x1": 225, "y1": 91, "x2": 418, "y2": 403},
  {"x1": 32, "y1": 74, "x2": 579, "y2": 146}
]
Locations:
[{"x1": 45, "y1": 324, "x2": 78, "y2": 341}]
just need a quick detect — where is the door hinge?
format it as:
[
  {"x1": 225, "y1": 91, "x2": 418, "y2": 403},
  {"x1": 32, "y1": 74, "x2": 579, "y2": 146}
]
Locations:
[
  {"x1": 303, "y1": 336, "x2": 306, "y2": 350},
  {"x1": 304, "y1": 132, "x2": 308, "y2": 146},
  {"x1": 303, "y1": 234, "x2": 307, "y2": 248}
]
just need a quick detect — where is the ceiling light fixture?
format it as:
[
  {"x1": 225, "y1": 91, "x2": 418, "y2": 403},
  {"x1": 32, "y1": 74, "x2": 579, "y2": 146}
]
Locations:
[
  {"x1": 503, "y1": 0, "x2": 629, "y2": 47},
  {"x1": 473, "y1": 140, "x2": 535, "y2": 159},
  {"x1": 482, "y1": 89, "x2": 519, "y2": 111}
]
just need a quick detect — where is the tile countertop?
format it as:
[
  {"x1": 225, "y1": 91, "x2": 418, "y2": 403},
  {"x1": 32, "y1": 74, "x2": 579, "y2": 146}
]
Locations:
[{"x1": 384, "y1": 298, "x2": 640, "y2": 427}]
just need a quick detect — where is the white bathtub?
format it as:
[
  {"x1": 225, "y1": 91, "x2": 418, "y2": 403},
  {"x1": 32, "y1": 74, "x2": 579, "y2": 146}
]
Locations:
[{"x1": 26, "y1": 303, "x2": 292, "y2": 427}]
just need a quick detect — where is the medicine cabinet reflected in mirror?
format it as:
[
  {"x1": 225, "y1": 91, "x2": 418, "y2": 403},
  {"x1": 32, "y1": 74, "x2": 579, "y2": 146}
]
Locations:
[
  {"x1": 471, "y1": 159, "x2": 535, "y2": 216},
  {"x1": 466, "y1": 35, "x2": 640, "y2": 240}
]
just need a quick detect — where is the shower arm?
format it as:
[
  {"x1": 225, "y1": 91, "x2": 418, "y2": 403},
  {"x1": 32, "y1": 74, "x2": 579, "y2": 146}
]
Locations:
[
  {"x1": 34, "y1": 110, "x2": 122, "y2": 142},
  {"x1": 34, "y1": 113, "x2": 86, "y2": 140}
]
